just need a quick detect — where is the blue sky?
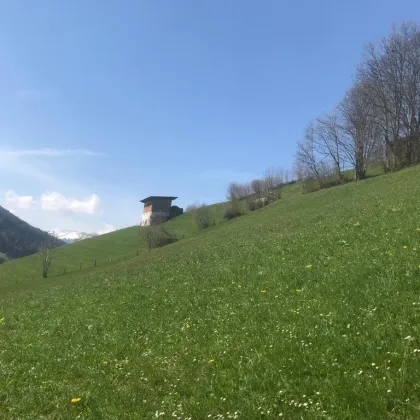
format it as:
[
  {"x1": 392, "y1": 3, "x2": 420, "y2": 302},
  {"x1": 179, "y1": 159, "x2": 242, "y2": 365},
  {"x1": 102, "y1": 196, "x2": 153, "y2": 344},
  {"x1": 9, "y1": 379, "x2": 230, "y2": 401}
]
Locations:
[{"x1": 0, "y1": 0, "x2": 418, "y2": 234}]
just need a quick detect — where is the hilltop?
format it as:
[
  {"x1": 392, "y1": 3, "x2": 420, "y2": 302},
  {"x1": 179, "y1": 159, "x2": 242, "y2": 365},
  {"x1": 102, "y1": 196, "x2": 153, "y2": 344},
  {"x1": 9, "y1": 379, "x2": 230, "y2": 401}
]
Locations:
[
  {"x1": 1, "y1": 166, "x2": 420, "y2": 419},
  {"x1": 0, "y1": 205, "x2": 65, "y2": 263}
]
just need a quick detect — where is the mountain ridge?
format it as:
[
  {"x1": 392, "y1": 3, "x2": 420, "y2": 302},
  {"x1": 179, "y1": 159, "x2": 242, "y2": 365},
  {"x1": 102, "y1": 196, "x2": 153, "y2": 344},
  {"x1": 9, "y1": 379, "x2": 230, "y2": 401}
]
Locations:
[{"x1": 0, "y1": 205, "x2": 65, "y2": 262}]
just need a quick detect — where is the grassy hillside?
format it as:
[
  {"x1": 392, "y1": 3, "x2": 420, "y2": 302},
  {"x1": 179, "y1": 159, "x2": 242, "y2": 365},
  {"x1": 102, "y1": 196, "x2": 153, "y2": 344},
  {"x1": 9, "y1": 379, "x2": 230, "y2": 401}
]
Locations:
[
  {"x1": 0, "y1": 202, "x2": 226, "y2": 289},
  {"x1": 1, "y1": 166, "x2": 420, "y2": 419}
]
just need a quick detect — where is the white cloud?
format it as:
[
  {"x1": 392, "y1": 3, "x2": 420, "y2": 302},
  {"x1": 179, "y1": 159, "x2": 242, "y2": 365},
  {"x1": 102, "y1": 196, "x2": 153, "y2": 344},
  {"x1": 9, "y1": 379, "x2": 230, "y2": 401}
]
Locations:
[
  {"x1": 5, "y1": 148, "x2": 105, "y2": 157},
  {"x1": 5, "y1": 190, "x2": 37, "y2": 209},
  {"x1": 40, "y1": 192, "x2": 101, "y2": 215},
  {"x1": 5, "y1": 190, "x2": 101, "y2": 215}
]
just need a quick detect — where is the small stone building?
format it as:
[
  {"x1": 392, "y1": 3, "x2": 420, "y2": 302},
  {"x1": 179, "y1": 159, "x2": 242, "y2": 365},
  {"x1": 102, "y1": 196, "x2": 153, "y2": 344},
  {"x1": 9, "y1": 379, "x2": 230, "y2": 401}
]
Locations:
[{"x1": 140, "y1": 196, "x2": 182, "y2": 226}]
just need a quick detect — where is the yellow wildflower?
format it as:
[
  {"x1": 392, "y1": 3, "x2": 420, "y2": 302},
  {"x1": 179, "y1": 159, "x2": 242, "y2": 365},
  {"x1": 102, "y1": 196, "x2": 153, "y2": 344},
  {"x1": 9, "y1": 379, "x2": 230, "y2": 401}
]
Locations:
[
  {"x1": 261, "y1": 290, "x2": 266, "y2": 293},
  {"x1": 71, "y1": 398, "x2": 81, "y2": 403},
  {"x1": 306, "y1": 264, "x2": 312, "y2": 269},
  {"x1": 209, "y1": 359, "x2": 215, "y2": 363},
  {"x1": 185, "y1": 323, "x2": 191, "y2": 329},
  {"x1": 403, "y1": 245, "x2": 408, "y2": 249},
  {"x1": 102, "y1": 360, "x2": 108, "y2": 365}
]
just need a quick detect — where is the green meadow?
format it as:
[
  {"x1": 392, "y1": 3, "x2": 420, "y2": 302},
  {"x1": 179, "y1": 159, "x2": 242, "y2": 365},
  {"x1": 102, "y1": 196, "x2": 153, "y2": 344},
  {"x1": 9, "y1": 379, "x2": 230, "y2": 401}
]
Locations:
[{"x1": 1, "y1": 166, "x2": 420, "y2": 419}]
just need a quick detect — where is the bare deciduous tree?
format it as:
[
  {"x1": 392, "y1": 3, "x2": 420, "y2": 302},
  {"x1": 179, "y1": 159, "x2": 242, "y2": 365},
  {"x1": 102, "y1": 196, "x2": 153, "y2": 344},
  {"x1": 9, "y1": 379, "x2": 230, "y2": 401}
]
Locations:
[
  {"x1": 40, "y1": 234, "x2": 59, "y2": 278},
  {"x1": 250, "y1": 179, "x2": 265, "y2": 200},
  {"x1": 295, "y1": 23, "x2": 420, "y2": 182},
  {"x1": 295, "y1": 124, "x2": 331, "y2": 185},
  {"x1": 314, "y1": 114, "x2": 346, "y2": 181},
  {"x1": 227, "y1": 182, "x2": 252, "y2": 200},
  {"x1": 263, "y1": 167, "x2": 284, "y2": 189},
  {"x1": 359, "y1": 23, "x2": 420, "y2": 169},
  {"x1": 339, "y1": 81, "x2": 381, "y2": 180}
]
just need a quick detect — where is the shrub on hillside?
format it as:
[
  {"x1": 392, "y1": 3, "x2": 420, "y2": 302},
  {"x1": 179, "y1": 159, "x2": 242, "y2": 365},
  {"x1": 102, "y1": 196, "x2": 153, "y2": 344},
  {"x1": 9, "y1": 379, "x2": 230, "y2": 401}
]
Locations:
[
  {"x1": 192, "y1": 204, "x2": 213, "y2": 230},
  {"x1": 223, "y1": 199, "x2": 243, "y2": 219},
  {"x1": 185, "y1": 203, "x2": 198, "y2": 213},
  {"x1": 139, "y1": 215, "x2": 179, "y2": 250},
  {"x1": 301, "y1": 179, "x2": 321, "y2": 194},
  {"x1": 267, "y1": 189, "x2": 281, "y2": 203},
  {"x1": 247, "y1": 198, "x2": 264, "y2": 212}
]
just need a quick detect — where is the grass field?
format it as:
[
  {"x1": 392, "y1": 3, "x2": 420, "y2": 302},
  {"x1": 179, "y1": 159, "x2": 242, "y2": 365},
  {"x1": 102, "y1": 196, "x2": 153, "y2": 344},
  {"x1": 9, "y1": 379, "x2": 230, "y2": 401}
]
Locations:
[
  {"x1": 0, "y1": 201, "x2": 226, "y2": 292},
  {"x1": 1, "y1": 166, "x2": 420, "y2": 419}
]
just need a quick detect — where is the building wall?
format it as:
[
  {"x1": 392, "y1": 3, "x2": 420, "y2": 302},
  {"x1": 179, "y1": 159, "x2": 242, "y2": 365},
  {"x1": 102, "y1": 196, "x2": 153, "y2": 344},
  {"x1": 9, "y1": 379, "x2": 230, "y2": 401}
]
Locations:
[
  {"x1": 143, "y1": 204, "x2": 152, "y2": 214},
  {"x1": 141, "y1": 211, "x2": 170, "y2": 226},
  {"x1": 149, "y1": 198, "x2": 172, "y2": 213}
]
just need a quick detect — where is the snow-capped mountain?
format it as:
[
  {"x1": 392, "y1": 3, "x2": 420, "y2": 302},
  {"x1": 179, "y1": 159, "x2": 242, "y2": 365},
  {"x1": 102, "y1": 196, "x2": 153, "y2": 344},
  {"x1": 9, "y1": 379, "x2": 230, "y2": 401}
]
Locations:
[
  {"x1": 57, "y1": 231, "x2": 98, "y2": 243},
  {"x1": 54, "y1": 224, "x2": 116, "y2": 243}
]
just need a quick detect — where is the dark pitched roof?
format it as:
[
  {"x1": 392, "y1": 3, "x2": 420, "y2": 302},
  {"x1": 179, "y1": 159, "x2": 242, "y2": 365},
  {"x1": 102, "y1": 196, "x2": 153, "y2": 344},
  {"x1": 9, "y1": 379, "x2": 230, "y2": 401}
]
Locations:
[{"x1": 140, "y1": 196, "x2": 177, "y2": 203}]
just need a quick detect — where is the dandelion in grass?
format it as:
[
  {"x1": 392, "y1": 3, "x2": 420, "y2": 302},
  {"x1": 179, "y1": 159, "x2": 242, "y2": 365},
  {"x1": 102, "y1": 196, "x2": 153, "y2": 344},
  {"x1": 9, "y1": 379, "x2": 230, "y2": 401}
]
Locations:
[
  {"x1": 306, "y1": 264, "x2": 312, "y2": 269},
  {"x1": 71, "y1": 398, "x2": 81, "y2": 403},
  {"x1": 185, "y1": 323, "x2": 191, "y2": 329}
]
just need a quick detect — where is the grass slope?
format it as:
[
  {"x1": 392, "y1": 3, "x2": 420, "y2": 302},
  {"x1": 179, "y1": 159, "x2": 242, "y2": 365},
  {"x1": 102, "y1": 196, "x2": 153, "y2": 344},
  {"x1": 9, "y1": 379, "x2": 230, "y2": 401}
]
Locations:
[
  {"x1": 0, "y1": 202, "x2": 226, "y2": 291},
  {"x1": 1, "y1": 166, "x2": 420, "y2": 419}
]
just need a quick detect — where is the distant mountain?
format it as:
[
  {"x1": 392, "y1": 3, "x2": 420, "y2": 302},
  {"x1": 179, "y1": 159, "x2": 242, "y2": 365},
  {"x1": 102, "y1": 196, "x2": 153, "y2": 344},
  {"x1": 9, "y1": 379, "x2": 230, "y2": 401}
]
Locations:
[
  {"x1": 0, "y1": 205, "x2": 65, "y2": 263},
  {"x1": 57, "y1": 230, "x2": 98, "y2": 243}
]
